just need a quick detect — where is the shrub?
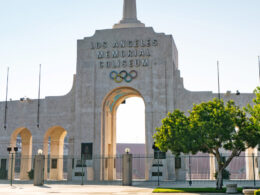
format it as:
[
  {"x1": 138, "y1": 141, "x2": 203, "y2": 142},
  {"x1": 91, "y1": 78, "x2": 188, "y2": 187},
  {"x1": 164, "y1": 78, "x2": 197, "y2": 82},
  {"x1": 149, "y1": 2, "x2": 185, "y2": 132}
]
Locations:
[
  {"x1": 153, "y1": 188, "x2": 243, "y2": 193},
  {"x1": 254, "y1": 189, "x2": 260, "y2": 195},
  {"x1": 27, "y1": 169, "x2": 34, "y2": 180},
  {"x1": 214, "y1": 169, "x2": 230, "y2": 179},
  {"x1": 0, "y1": 169, "x2": 7, "y2": 179}
]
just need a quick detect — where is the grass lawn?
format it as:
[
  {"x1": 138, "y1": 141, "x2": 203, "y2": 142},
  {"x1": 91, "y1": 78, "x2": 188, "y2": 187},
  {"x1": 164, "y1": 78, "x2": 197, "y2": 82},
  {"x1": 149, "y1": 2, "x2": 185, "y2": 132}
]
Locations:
[{"x1": 153, "y1": 187, "x2": 243, "y2": 193}]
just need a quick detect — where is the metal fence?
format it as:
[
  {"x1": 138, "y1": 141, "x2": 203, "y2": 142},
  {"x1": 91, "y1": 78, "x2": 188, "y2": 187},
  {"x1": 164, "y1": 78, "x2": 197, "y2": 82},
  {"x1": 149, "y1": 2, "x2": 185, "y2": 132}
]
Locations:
[{"x1": 0, "y1": 153, "x2": 259, "y2": 185}]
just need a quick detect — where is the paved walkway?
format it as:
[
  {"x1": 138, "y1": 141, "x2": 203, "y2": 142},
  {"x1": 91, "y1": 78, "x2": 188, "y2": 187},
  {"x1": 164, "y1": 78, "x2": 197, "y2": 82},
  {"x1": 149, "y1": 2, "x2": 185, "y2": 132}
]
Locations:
[
  {"x1": 2, "y1": 185, "x2": 153, "y2": 195},
  {"x1": 0, "y1": 184, "x2": 241, "y2": 195}
]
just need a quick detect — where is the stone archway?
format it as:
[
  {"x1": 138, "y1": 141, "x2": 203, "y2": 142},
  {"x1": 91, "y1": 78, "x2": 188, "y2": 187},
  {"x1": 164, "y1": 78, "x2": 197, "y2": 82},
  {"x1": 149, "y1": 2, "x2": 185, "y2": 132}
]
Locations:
[
  {"x1": 9, "y1": 127, "x2": 32, "y2": 180},
  {"x1": 43, "y1": 126, "x2": 67, "y2": 180},
  {"x1": 101, "y1": 86, "x2": 145, "y2": 180}
]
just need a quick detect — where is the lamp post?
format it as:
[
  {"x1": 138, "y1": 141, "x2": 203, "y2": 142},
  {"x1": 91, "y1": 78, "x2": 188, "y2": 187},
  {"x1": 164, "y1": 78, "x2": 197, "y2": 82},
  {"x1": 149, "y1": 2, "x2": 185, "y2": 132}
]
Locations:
[
  {"x1": 189, "y1": 155, "x2": 192, "y2": 186},
  {"x1": 7, "y1": 146, "x2": 18, "y2": 186}
]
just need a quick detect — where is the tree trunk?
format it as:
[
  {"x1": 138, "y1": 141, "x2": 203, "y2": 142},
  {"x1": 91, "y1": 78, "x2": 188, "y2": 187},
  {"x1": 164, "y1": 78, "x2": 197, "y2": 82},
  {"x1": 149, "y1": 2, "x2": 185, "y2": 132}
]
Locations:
[{"x1": 216, "y1": 168, "x2": 223, "y2": 190}]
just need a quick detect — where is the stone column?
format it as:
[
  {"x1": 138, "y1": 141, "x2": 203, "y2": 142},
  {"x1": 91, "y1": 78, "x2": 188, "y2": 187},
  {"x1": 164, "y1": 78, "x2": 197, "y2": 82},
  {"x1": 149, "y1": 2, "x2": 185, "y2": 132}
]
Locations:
[
  {"x1": 175, "y1": 155, "x2": 187, "y2": 181},
  {"x1": 50, "y1": 139, "x2": 64, "y2": 180},
  {"x1": 43, "y1": 139, "x2": 48, "y2": 180},
  {"x1": 122, "y1": 153, "x2": 132, "y2": 186},
  {"x1": 20, "y1": 138, "x2": 32, "y2": 180},
  {"x1": 113, "y1": 0, "x2": 145, "y2": 28},
  {"x1": 67, "y1": 137, "x2": 74, "y2": 180},
  {"x1": 34, "y1": 155, "x2": 45, "y2": 186},
  {"x1": 166, "y1": 153, "x2": 175, "y2": 180},
  {"x1": 246, "y1": 147, "x2": 259, "y2": 180},
  {"x1": 145, "y1": 101, "x2": 153, "y2": 180},
  {"x1": 123, "y1": 0, "x2": 137, "y2": 19},
  {"x1": 209, "y1": 154, "x2": 216, "y2": 180}
]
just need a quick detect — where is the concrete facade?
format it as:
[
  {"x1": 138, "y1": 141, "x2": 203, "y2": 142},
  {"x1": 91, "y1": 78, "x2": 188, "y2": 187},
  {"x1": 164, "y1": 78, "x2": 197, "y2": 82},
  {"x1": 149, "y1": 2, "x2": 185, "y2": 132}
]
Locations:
[{"x1": 0, "y1": 0, "x2": 256, "y2": 181}]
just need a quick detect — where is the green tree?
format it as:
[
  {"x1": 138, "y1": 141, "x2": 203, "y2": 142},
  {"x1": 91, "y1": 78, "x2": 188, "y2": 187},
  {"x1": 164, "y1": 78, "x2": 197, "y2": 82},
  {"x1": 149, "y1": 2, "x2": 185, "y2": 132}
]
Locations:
[
  {"x1": 154, "y1": 98, "x2": 260, "y2": 189},
  {"x1": 246, "y1": 87, "x2": 260, "y2": 135}
]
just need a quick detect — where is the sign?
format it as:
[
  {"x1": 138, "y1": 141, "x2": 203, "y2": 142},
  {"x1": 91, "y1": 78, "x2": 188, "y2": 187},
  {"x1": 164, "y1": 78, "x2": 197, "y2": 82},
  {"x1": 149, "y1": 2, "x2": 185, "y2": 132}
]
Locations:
[
  {"x1": 152, "y1": 143, "x2": 166, "y2": 159},
  {"x1": 81, "y1": 143, "x2": 93, "y2": 160},
  {"x1": 91, "y1": 39, "x2": 159, "y2": 69}
]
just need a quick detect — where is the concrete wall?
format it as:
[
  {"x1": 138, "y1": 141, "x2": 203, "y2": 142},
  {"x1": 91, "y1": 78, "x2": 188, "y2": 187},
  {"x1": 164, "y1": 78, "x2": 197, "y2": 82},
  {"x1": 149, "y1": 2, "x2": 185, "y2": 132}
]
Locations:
[{"x1": 0, "y1": 26, "x2": 255, "y2": 181}]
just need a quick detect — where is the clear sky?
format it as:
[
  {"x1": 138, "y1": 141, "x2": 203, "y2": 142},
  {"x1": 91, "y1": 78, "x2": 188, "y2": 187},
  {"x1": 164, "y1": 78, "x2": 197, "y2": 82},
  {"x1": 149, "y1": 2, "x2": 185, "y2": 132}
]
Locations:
[
  {"x1": 116, "y1": 97, "x2": 145, "y2": 143},
  {"x1": 1, "y1": 0, "x2": 260, "y2": 143}
]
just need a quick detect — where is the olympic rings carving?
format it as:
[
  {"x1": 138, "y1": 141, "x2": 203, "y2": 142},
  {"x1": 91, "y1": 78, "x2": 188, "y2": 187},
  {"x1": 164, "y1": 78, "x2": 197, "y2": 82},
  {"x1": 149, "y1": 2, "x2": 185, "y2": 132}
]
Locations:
[{"x1": 109, "y1": 70, "x2": 138, "y2": 83}]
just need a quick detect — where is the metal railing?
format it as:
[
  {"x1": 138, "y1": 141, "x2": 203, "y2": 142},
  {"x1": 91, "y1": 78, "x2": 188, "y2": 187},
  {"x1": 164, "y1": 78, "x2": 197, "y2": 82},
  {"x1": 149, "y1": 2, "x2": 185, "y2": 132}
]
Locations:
[{"x1": 0, "y1": 154, "x2": 259, "y2": 187}]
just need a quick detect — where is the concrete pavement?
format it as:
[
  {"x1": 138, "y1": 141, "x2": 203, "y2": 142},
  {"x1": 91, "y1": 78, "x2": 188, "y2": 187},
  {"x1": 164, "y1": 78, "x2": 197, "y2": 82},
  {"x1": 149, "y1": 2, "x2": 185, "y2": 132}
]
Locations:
[
  {"x1": 0, "y1": 184, "x2": 242, "y2": 195},
  {"x1": 1, "y1": 185, "x2": 153, "y2": 195}
]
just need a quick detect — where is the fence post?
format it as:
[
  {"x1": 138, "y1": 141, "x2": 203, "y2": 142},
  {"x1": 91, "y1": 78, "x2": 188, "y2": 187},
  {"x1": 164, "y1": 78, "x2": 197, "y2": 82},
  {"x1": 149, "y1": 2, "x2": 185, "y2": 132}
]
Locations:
[
  {"x1": 189, "y1": 155, "x2": 192, "y2": 186},
  {"x1": 253, "y1": 153, "x2": 256, "y2": 187}
]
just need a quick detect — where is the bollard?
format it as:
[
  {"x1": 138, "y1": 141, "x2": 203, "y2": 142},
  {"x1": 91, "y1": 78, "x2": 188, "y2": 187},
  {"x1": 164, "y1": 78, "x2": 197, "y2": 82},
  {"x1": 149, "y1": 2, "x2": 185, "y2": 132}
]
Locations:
[
  {"x1": 242, "y1": 189, "x2": 255, "y2": 195},
  {"x1": 226, "y1": 184, "x2": 237, "y2": 194},
  {"x1": 34, "y1": 154, "x2": 45, "y2": 186},
  {"x1": 122, "y1": 153, "x2": 132, "y2": 186}
]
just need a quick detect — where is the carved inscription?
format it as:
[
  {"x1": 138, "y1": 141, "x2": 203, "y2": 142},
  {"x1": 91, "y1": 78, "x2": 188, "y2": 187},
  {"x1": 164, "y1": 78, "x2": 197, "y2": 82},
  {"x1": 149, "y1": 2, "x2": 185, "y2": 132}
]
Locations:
[{"x1": 91, "y1": 39, "x2": 158, "y2": 68}]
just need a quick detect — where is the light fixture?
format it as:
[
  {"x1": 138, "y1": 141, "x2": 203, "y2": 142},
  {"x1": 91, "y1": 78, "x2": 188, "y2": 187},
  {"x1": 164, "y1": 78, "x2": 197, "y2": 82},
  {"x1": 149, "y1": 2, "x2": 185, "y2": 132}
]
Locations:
[
  {"x1": 225, "y1": 91, "x2": 231, "y2": 97},
  {"x1": 235, "y1": 126, "x2": 239, "y2": 132},
  {"x1": 37, "y1": 149, "x2": 43, "y2": 155},
  {"x1": 14, "y1": 147, "x2": 18, "y2": 152},
  {"x1": 7, "y1": 147, "x2": 11, "y2": 153},
  {"x1": 124, "y1": 148, "x2": 131, "y2": 154}
]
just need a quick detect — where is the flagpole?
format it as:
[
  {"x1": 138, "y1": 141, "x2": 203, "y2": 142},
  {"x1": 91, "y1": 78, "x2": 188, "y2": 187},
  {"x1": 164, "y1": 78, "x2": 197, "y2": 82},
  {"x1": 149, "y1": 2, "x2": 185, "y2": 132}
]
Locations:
[
  {"x1": 4, "y1": 67, "x2": 9, "y2": 129},
  {"x1": 217, "y1": 61, "x2": 221, "y2": 100},
  {"x1": 258, "y1": 56, "x2": 260, "y2": 86},
  {"x1": 37, "y1": 64, "x2": 41, "y2": 128}
]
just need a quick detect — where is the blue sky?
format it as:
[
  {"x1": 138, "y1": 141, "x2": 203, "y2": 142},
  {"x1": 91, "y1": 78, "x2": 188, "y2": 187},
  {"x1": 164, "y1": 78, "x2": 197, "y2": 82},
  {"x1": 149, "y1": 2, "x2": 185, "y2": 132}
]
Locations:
[
  {"x1": 1, "y1": 0, "x2": 260, "y2": 142},
  {"x1": 0, "y1": 0, "x2": 259, "y2": 101}
]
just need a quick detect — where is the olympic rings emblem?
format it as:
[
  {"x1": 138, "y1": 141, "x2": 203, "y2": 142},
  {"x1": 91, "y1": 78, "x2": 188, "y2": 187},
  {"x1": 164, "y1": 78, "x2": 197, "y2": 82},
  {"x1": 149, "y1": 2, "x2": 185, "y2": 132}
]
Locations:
[{"x1": 110, "y1": 70, "x2": 138, "y2": 83}]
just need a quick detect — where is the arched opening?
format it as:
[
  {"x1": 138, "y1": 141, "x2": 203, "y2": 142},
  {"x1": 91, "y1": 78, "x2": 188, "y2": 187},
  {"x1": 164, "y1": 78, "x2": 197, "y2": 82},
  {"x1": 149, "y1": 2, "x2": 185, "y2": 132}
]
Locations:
[
  {"x1": 9, "y1": 127, "x2": 32, "y2": 180},
  {"x1": 43, "y1": 126, "x2": 67, "y2": 180},
  {"x1": 116, "y1": 97, "x2": 145, "y2": 179},
  {"x1": 116, "y1": 97, "x2": 145, "y2": 144},
  {"x1": 101, "y1": 87, "x2": 145, "y2": 180}
]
